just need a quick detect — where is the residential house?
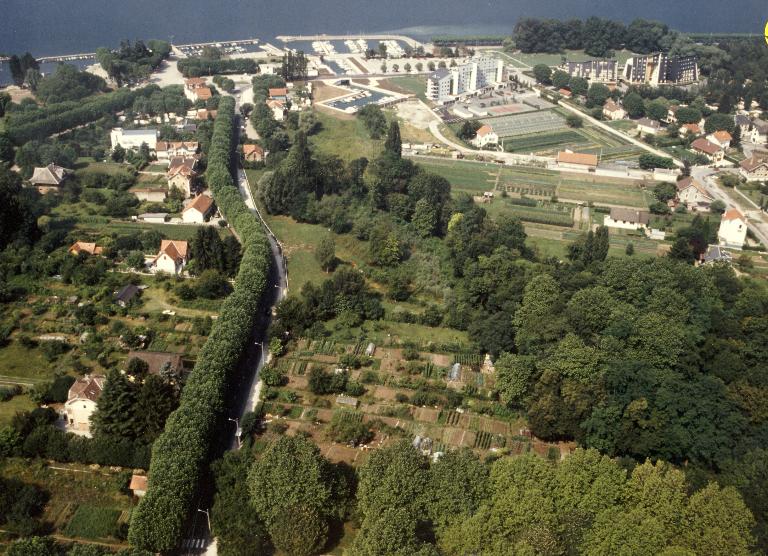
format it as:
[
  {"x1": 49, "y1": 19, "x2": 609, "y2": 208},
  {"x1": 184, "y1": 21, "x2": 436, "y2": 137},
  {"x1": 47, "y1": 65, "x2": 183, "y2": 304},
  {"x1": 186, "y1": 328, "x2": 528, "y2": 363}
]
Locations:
[
  {"x1": 126, "y1": 350, "x2": 185, "y2": 378},
  {"x1": 184, "y1": 77, "x2": 208, "y2": 101},
  {"x1": 69, "y1": 242, "x2": 103, "y2": 256},
  {"x1": 749, "y1": 119, "x2": 768, "y2": 144},
  {"x1": 734, "y1": 114, "x2": 751, "y2": 136},
  {"x1": 636, "y1": 117, "x2": 661, "y2": 136},
  {"x1": 267, "y1": 99, "x2": 286, "y2": 121},
  {"x1": 602, "y1": 99, "x2": 626, "y2": 120},
  {"x1": 717, "y1": 209, "x2": 747, "y2": 249},
  {"x1": 739, "y1": 155, "x2": 768, "y2": 181},
  {"x1": 556, "y1": 151, "x2": 598, "y2": 171},
  {"x1": 268, "y1": 87, "x2": 288, "y2": 101},
  {"x1": 666, "y1": 104, "x2": 679, "y2": 123},
  {"x1": 150, "y1": 240, "x2": 189, "y2": 275},
  {"x1": 167, "y1": 157, "x2": 198, "y2": 197},
  {"x1": 114, "y1": 284, "x2": 141, "y2": 307},
  {"x1": 132, "y1": 187, "x2": 167, "y2": 203},
  {"x1": 156, "y1": 141, "x2": 199, "y2": 162},
  {"x1": 110, "y1": 128, "x2": 158, "y2": 151},
  {"x1": 195, "y1": 108, "x2": 218, "y2": 120},
  {"x1": 691, "y1": 137, "x2": 725, "y2": 165},
  {"x1": 63, "y1": 375, "x2": 105, "y2": 435},
  {"x1": 471, "y1": 124, "x2": 498, "y2": 148},
  {"x1": 675, "y1": 177, "x2": 714, "y2": 211},
  {"x1": 558, "y1": 88, "x2": 572, "y2": 98},
  {"x1": 29, "y1": 163, "x2": 70, "y2": 193},
  {"x1": 604, "y1": 207, "x2": 650, "y2": 230},
  {"x1": 193, "y1": 87, "x2": 212, "y2": 102},
  {"x1": 243, "y1": 143, "x2": 266, "y2": 162},
  {"x1": 680, "y1": 123, "x2": 702, "y2": 137},
  {"x1": 707, "y1": 130, "x2": 732, "y2": 150},
  {"x1": 130, "y1": 475, "x2": 148, "y2": 498},
  {"x1": 181, "y1": 194, "x2": 216, "y2": 224},
  {"x1": 700, "y1": 244, "x2": 732, "y2": 265}
]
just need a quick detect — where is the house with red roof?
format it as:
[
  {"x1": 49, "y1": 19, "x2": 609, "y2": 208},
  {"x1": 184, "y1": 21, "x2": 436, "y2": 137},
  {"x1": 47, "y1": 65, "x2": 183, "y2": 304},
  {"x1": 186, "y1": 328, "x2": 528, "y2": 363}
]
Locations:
[
  {"x1": 706, "y1": 130, "x2": 732, "y2": 150},
  {"x1": 167, "y1": 157, "x2": 199, "y2": 197},
  {"x1": 718, "y1": 209, "x2": 747, "y2": 249},
  {"x1": 63, "y1": 375, "x2": 106, "y2": 435},
  {"x1": 150, "y1": 240, "x2": 189, "y2": 275},
  {"x1": 739, "y1": 155, "x2": 768, "y2": 182},
  {"x1": 471, "y1": 124, "x2": 498, "y2": 148},
  {"x1": 182, "y1": 194, "x2": 216, "y2": 224},
  {"x1": 69, "y1": 242, "x2": 104, "y2": 256},
  {"x1": 691, "y1": 137, "x2": 725, "y2": 165}
]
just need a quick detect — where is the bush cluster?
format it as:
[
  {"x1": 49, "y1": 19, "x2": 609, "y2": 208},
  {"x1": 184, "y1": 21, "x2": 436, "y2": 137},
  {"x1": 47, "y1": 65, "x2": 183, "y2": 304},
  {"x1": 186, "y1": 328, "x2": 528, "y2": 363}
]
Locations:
[{"x1": 128, "y1": 96, "x2": 273, "y2": 551}]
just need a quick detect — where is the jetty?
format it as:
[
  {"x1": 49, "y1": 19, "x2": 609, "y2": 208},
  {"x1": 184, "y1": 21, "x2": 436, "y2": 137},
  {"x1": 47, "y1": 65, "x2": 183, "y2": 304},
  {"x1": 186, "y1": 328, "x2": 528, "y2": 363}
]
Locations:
[
  {"x1": 277, "y1": 33, "x2": 423, "y2": 49},
  {"x1": 37, "y1": 53, "x2": 96, "y2": 63}
]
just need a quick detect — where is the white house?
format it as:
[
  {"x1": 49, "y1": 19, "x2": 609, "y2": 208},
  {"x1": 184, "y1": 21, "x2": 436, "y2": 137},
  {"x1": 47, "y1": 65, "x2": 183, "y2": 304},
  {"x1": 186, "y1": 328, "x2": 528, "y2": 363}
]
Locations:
[
  {"x1": 182, "y1": 194, "x2": 216, "y2": 224},
  {"x1": 749, "y1": 119, "x2": 768, "y2": 144},
  {"x1": 602, "y1": 99, "x2": 626, "y2": 121},
  {"x1": 167, "y1": 157, "x2": 198, "y2": 197},
  {"x1": 472, "y1": 125, "x2": 498, "y2": 148},
  {"x1": 604, "y1": 207, "x2": 650, "y2": 231},
  {"x1": 150, "y1": 240, "x2": 189, "y2": 275},
  {"x1": 691, "y1": 137, "x2": 725, "y2": 165},
  {"x1": 636, "y1": 118, "x2": 661, "y2": 136},
  {"x1": 63, "y1": 375, "x2": 105, "y2": 436},
  {"x1": 267, "y1": 99, "x2": 286, "y2": 121},
  {"x1": 739, "y1": 156, "x2": 768, "y2": 181},
  {"x1": 675, "y1": 177, "x2": 713, "y2": 212},
  {"x1": 717, "y1": 209, "x2": 747, "y2": 249},
  {"x1": 130, "y1": 475, "x2": 148, "y2": 498},
  {"x1": 110, "y1": 128, "x2": 158, "y2": 151},
  {"x1": 706, "y1": 130, "x2": 732, "y2": 150},
  {"x1": 156, "y1": 141, "x2": 199, "y2": 162}
]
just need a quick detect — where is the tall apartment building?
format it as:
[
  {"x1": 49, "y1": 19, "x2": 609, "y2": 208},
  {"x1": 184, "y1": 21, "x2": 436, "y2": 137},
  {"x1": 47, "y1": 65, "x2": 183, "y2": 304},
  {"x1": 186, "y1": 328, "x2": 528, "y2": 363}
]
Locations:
[
  {"x1": 426, "y1": 56, "x2": 504, "y2": 103},
  {"x1": 561, "y1": 59, "x2": 617, "y2": 82},
  {"x1": 622, "y1": 53, "x2": 698, "y2": 85}
]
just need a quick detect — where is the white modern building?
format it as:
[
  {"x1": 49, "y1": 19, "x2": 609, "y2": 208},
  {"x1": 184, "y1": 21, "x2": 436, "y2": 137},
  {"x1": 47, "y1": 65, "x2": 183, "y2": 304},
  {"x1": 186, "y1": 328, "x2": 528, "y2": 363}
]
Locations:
[
  {"x1": 426, "y1": 56, "x2": 504, "y2": 103},
  {"x1": 562, "y1": 59, "x2": 617, "y2": 82},
  {"x1": 110, "y1": 128, "x2": 159, "y2": 151},
  {"x1": 718, "y1": 209, "x2": 747, "y2": 249}
]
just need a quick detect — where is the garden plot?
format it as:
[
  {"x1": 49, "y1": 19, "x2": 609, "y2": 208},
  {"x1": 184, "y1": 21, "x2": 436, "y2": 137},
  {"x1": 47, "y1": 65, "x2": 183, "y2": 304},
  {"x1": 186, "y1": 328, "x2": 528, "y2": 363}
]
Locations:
[{"x1": 481, "y1": 110, "x2": 566, "y2": 138}]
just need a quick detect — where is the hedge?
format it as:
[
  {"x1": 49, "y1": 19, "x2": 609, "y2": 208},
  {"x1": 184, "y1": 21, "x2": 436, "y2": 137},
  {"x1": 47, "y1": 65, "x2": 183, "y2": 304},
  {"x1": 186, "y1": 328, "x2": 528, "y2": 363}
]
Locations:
[
  {"x1": 127, "y1": 96, "x2": 273, "y2": 551},
  {"x1": 6, "y1": 86, "x2": 157, "y2": 144},
  {"x1": 177, "y1": 58, "x2": 259, "y2": 78}
]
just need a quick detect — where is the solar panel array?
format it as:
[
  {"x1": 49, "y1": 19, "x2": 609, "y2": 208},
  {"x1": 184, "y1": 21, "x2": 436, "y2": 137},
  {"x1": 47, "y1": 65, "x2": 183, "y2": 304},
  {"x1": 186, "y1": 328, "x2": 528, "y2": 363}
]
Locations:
[{"x1": 481, "y1": 110, "x2": 567, "y2": 138}]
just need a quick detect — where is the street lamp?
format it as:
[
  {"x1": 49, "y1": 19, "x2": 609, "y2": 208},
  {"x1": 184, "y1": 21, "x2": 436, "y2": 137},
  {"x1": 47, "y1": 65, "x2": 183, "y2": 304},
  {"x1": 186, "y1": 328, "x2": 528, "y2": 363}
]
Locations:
[
  {"x1": 228, "y1": 417, "x2": 242, "y2": 449},
  {"x1": 197, "y1": 508, "x2": 211, "y2": 532}
]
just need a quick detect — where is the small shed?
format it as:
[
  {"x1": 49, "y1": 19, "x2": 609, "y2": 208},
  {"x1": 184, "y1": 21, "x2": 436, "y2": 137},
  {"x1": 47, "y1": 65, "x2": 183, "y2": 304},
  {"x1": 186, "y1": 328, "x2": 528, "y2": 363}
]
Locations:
[
  {"x1": 336, "y1": 395, "x2": 359, "y2": 408},
  {"x1": 114, "y1": 285, "x2": 141, "y2": 307},
  {"x1": 129, "y1": 474, "x2": 148, "y2": 498},
  {"x1": 365, "y1": 343, "x2": 376, "y2": 357}
]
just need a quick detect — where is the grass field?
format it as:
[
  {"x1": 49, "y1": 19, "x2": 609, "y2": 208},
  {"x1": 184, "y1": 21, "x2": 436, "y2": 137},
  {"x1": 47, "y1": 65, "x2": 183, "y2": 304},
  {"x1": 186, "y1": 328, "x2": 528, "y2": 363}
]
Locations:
[
  {"x1": 606, "y1": 119, "x2": 638, "y2": 132},
  {"x1": 557, "y1": 175, "x2": 650, "y2": 207},
  {"x1": 412, "y1": 158, "x2": 501, "y2": 194},
  {"x1": 64, "y1": 505, "x2": 123, "y2": 540},
  {"x1": 0, "y1": 394, "x2": 36, "y2": 426},
  {"x1": 495, "y1": 49, "x2": 637, "y2": 68},
  {"x1": 380, "y1": 75, "x2": 428, "y2": 102},
  {"x1": 311, "y1": 111, "x2": 383, "y2": 161},
  {"x1": 73, "y1": 159, "x2": 133, "y2": 176},
  {"x1": 74, "y1": 221, "x2": 231, "y2": 242},
  {"x1": 0, "y1": 343, "x2": 59, "y2": 383}
]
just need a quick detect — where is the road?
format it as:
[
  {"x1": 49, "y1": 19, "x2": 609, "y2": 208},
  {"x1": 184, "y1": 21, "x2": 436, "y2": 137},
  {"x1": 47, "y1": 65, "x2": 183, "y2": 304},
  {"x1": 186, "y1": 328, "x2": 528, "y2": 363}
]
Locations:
[
  {"x1": 180, "y1": 119, "x2": 287, "y2": 556},
  {"x1": 692, "y1": 166, "x2": 768, "y2": 248}
]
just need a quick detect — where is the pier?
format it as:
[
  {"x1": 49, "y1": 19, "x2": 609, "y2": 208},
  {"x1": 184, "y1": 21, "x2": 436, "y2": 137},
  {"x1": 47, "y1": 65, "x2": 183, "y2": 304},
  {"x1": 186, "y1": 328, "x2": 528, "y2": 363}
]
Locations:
[
  {"x1": 276, "y1": 33, "x2": 424, "y2": 49},
  {"x1": 37, "y1": 53, "x2": 96, "y2": 63}
]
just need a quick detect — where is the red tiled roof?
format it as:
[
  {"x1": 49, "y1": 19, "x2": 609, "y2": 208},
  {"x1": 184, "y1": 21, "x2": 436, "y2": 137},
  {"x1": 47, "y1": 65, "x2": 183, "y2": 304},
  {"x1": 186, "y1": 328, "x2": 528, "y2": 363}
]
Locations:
[
  {"x1": 722, "y1": 208, "x2": 745, "y2": 222},
  {"x1": 69, "y1": 242, "x2": 103, "y2": 255},
  {"x1": 740, "y1": 156, "x2": 768, "y2": 172},
  {"x1": 268, "y1": 87, "x2": 288, "y2": 97},
  {"x1": 691, "y1": 137, "x2": 722, "y2": 155},
  {"x1": 557, "y1": 151, "x2": 598, "y2": 166},
  {"x1": 130, "y1": 475, "x2": 148, "y2": 491},
  {"x1": 167, "y1": 157, "x2": 197, "y2": 178},
  {"x1": 476, "y1": 124, "x2": 494, "y2": 137},
  {"x1": 183, "y1": 194, "x2": 214, "y2": 215},
  {"x1": 68, "y1": 375, "x2": 105, "y2": 403},
  {"x1": 157, "y1": 240, "x2": 188, "y2": 263}
]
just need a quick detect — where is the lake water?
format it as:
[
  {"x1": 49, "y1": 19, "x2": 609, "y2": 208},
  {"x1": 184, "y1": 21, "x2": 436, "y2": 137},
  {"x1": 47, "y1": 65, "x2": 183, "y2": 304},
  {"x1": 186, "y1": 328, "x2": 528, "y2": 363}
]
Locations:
[{"x1": 1, "y1": 0, "x2": 766, "y2": 58}]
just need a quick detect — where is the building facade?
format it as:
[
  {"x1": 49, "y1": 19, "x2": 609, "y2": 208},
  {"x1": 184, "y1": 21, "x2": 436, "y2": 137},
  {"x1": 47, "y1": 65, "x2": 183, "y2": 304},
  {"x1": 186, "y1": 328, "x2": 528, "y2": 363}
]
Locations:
[
  {"x1": 622, "y1": 53, "x2": 698, "y2": 85},
  {"x1": 718, "y1": 209, "x2": 747, "y2": 249},
  {"x1": 426, "y1": 57, "x2": 504, "y2": 103},
  {"x1": 110, "y1": 128, "x2": 158, "y2": 151},
  {"x1": 63, "y1": 375, "x2": 105, "y2": 435},
  {"x1": 562, "y1": 59, "x2": 617, "y2": 82}
]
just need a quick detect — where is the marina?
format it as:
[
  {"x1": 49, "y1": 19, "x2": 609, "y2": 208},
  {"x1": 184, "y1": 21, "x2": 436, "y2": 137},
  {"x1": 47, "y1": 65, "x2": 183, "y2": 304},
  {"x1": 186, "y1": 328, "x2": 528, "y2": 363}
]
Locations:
[{"x1": 277, "y1": 33, "x2": 424, "y2": 49}]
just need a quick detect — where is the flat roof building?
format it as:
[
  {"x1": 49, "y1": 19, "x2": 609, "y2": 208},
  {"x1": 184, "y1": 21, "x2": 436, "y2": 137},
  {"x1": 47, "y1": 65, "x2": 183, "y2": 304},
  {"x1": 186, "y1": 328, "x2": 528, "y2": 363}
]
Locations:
[{"x1": 623, "y1": 53, "x2": 698, "y2": 85}]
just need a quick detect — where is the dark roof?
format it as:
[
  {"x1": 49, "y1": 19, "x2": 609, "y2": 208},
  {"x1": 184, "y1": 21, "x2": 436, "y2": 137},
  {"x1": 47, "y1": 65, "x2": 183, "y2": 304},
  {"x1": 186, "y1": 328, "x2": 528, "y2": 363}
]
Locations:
[
  {"x1": 753, "y1": 119, "x2": 768, "y2": 133},
  {"x1": 610, "y1": 207, "x2": 649, "y2": 225},
  {"x1": 734, "y1": 114, "x2": 751, "y2": 126},
  {"x1": 68, "y1": 375, "x2": 105, "y2": 402},
  {"x1": 115, "y1": 284, "x2": 141, "y2": 303},
  {"x1": 702, "y1": 245, "x2": 732, "y2": 264},
  {"x1": 428, "y1": 69, "x2": 450, "y2": 80}
]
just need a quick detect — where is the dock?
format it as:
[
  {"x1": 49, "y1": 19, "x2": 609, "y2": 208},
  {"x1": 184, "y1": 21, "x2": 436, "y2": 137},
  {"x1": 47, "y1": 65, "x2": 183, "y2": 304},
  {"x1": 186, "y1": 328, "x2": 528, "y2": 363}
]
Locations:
[
  {"x1": 277, "y1": 33, "x2": 423, "y2": 49},
  {"x1": 37, "y1": 53, "x2": 96, "y2": 63}
]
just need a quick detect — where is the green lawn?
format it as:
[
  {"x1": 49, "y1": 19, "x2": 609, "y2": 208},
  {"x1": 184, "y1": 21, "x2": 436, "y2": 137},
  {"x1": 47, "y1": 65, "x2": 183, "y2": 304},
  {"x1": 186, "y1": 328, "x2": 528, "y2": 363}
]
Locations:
[
  {"x1": 311, "y1": 111, "x2": 383, "y2": 161},
  {"x1": 605, "y1": 119, "x2": 638, "y2": 132},
  {"x1": 0, "y1": 343, "x2": 59, "y2": 383},
  {"x1": 496, "y1": 49, "x2": 637, "y2": 68},
  {"x1": 412, "y1": 158, "x2": 501, "y2": 195},
  {"x1": 381, "y1": 75, "x2": 428, "y2": 102},
  {"x1": 557, "y1": 175, "x2": 651, "y2": 208},
  {"x1": 64, "y1": 505, "x2": 123, "y2": 540},
  {"x1": 0, "y1": 395, "x2": 36, "y2": 426},
  {"x1": 77, "y1": 221, "x2": 231, "y2": 242},
  {"x1": 74, "y1": 159, "x2": 133, "y2": 176}
]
